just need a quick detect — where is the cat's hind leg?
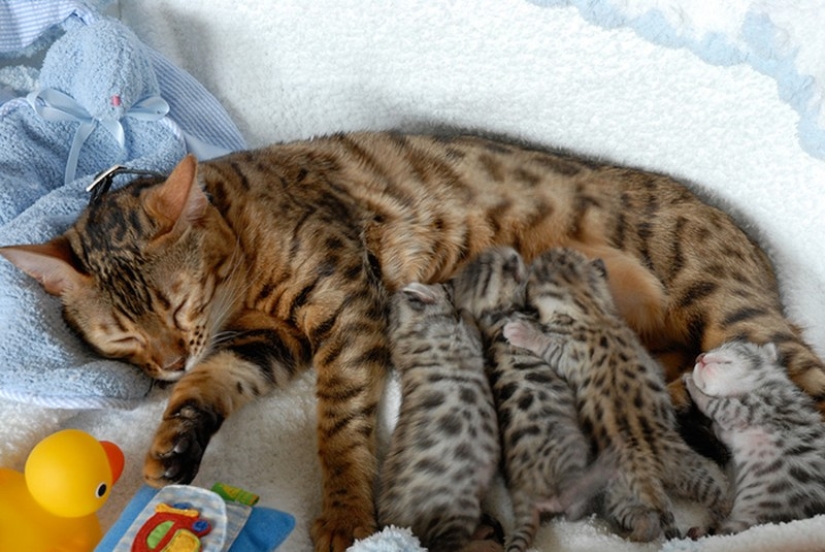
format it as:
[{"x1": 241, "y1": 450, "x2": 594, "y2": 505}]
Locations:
[
  {"x1": 605, "y1": 451, "x2": 681, "y2": 542},
  {"x1": 660, "y1": 437, "x2": 731, "y2": 529},
  {"x1": 603, "y1": 478, "x2": 664, "y2": 542},
  {"x1": 568, "y1": 242, "x2": 666, "y2": 339},
  {"x1": 505, "y1": 488, "x2": 540, "y2": 552}
]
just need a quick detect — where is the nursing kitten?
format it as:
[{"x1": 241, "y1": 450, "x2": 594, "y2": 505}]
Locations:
[
  {"x1": 3, "y1": 131, "x2": 823, "y2": 550},
  {"x1": 685, "y1": 341, "x2": 825, "y2": 534},
  {"x1": 452, "y1": 246, "x2": 612, "y2": 552},
  {"x1": 379, "y1": 282, "x2": 501, "y2": 552},
  {"x1": 504, "y1": 248, "x2": 730, "y2": 541}
]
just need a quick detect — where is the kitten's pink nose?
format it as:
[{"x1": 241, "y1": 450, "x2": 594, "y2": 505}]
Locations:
[{"x1": 694, "y1": 352, "x2": 706, "y2": 369}]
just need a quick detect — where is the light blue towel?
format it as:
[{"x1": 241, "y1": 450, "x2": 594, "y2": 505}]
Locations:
[{"x1": 0, "y1": 2, "x2": 246, "y2": 408}]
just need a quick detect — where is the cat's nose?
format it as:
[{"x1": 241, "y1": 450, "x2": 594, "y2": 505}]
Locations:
[{"x1": 695, "y1": 352, "x2": 706, "y2": 368}]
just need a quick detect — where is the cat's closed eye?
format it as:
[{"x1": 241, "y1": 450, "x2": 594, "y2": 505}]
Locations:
[
  {"x1": 111, "y1": 336, "x2": 140, "y2": 347},
  {"x1": 171, "y1": 299, "x2": 193, "y2": 330}
]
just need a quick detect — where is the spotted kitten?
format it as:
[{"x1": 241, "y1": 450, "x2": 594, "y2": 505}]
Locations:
[
  {"x1": 504, "y1": 248, "x2": 729, "y2": 542},
  {"x1": 379, "y1": 282, "x2": 501, "y2": 552},
  {"x1": 685, "y1": 340, "x2": 825, "y2": 534},
  {"x1": 452, "y1": 246, "x2": 614, "y2": 552}
]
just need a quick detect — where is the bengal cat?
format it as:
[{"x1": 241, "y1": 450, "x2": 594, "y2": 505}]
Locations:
[
  {"x1": 379, "y1": 282, "x2": 500, "y2": 552},
  {"x1": 451, "y1": 246, "x2": 614, "y2": 552},
  {"x1": 685, "y1": 341, "x2": 825, "y2": 534},
  {"x1": 1, "y1": 131, "x2": 823, "y2": 551},
  {"x1": 504, "y1": 248, "x2": 730, "y2": 540}
]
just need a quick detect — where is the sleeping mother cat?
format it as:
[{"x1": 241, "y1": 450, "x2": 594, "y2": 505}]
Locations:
[{"x1": 2, "y1": 131, "x2": 824, "y2": 551}]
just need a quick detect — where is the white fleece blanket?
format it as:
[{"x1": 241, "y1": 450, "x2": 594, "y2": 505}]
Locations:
[{"x1": 2, "y1": 1, "x2": 825, "y2": 551}]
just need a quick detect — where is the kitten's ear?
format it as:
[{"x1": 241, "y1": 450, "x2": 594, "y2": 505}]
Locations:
[
  {"x1": 590, "y1": 258, "x2": 608, "y2": 278},
  {"x1": 145, "y1": 154, "x2": 209, "y2": 238},
  {"x1": 0, "y1": 237, "x2": 88, "y2": 296},
  {"x1": 762, "y1": 342, "x2": 779, "y2": 363},
  {"x1": 402, "y1": 282, "x2": 437, "y2": 304}
]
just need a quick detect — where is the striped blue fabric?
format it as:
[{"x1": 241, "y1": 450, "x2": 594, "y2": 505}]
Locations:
[{"x1": 0, "y1": 0, "x2": 97, "y2": 55}]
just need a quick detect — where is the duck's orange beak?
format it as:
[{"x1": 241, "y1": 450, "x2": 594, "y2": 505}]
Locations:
[{"x1": 100, "y1": 441, "x2": 124, "y2": 484}]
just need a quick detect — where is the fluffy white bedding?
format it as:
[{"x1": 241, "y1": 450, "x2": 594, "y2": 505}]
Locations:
[{"x1": 2, "y1": 1, "x2": 824, "y2": 551}]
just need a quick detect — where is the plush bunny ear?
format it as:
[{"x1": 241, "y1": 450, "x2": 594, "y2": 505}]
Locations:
[
  {"x1": 144, "y1": 154, "x2": 208, "y2": 240},
  {"x1": 402, "y1": 282, "x2": 438, "y2": 304},
  {"x1": 0, "y1": 236, "x2": 88, "y2": 296}
]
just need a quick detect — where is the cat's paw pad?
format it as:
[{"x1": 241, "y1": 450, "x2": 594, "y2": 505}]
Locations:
[
  {"x1": 142, "y1": 402, "x2": 220, "y2": 487},
  {"x1": 502, "y1": 319, "x2": 537, "y2": 349},
  {"x1": 311, "y1": 509, "x2": 376, "y2": 552}
]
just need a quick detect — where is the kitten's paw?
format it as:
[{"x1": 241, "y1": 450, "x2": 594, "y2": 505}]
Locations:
[
  {"x1": 503, "y1": 319, "x2": 538, "y2": 350},
  {"x1": 142, "y1": 401, "x2": 221, "y2": 487},
  {"x1": 621, "y1": 509, "x2": 662, "y2": 542},
  {"x1": 716, "y1": 519, "x2": 751, "y2": 535},
  {"x1": 311, "y1": 509, "x2": 376, "y2": 552},
  {"x1": 662, "y1": 523, "x2": 682, "y2": 540},
  {"x1": 474, "y1": 513, "x2": 505, "y2": 545},
  {"x1": 686, "y1": 525, "x2": 708, "y2": 540}
]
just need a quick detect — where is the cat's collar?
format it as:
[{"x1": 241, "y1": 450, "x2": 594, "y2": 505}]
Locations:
[{"x1": 86, "y1": 164, "x2": 166, "y2": 205}]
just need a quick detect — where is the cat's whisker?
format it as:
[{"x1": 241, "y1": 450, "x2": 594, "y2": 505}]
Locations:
[{"x1": 202, "y1": 238, "x2": 251, "y2": 359}]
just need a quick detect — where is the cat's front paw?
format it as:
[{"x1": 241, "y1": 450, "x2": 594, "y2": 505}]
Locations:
[
  {"x1": 143, "y1": 400, "x2": 223, "y2": 487},
  {"x1": 311, "y1": 508, "x2": 377, "y2": 552},
  {"x1": 502, "y1": 319, "x2": 538, "y2": 350},
  {"x1": 668, "y1": 376, "x2": 692, "y2": 412}
]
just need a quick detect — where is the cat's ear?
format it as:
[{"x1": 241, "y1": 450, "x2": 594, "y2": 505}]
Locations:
[
  {"x1": 761, "y1": 342, "x2": 779, "y2": 363},
  {"x1": 590, "y1": 258, "x2": 608, "y2": 278},
  {"x1": 145, "y1": 154, "x2": 209, "y2": 239},
  {"x1": 402, "y1": 282, "x2": 438, "y2": 304},
  {"x1": 0, "y1": 237, "x2": 89, "y2": 296}
]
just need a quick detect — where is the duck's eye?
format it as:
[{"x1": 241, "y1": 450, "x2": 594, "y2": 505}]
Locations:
[{"x1": 95, "y1": 482, "x2": 107, "y2": 498}]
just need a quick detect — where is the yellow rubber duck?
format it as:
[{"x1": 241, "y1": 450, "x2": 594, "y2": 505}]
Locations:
[{"x1": 0, "y1": 428, "x2": 124, "y2": 552}]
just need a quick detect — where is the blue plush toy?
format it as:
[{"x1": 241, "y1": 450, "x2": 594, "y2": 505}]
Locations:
[
  {"x1": 0, "y1": 12, "x2": 241, "y2": 225},
  {"x1": 0, "y1": 3, "x2": 246, "y2": 408}
]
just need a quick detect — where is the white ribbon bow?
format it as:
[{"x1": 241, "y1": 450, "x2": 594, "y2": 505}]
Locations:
[{"x1": 27, "y1": 88, "x2": 170, "y2": 185}]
